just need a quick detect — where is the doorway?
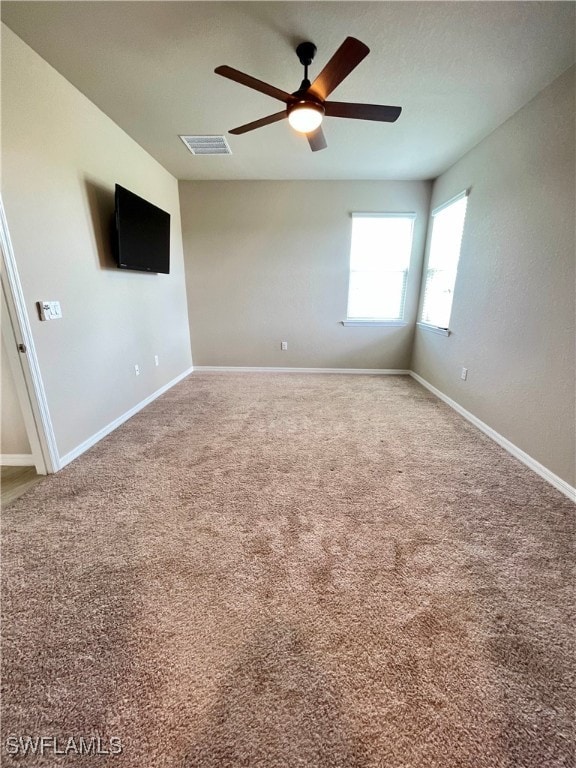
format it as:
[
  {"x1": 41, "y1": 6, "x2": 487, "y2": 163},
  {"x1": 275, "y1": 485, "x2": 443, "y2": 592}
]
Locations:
[{"x1": 0, "y1": 197, "x2": 59, "y2": 476}]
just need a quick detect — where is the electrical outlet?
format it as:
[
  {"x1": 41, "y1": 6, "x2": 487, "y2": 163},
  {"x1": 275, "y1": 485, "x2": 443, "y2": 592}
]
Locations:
[
  {"x1": 461, "y1": 367, "x2": 468, "y2": 380},
  {"x1": 134, "y1": 364, "x2": 140, "y2": 376},
  {"x1": 281, "y1": 341, "x2": 288, "y2": 351},
  {"x1": 154, "y1": 355, "x2": 159, "y2": 367}
]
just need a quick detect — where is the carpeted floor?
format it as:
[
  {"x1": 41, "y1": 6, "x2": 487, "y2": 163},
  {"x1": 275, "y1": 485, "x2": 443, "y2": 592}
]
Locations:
[{"x1": 1, "y1": 373, "x2": 574, "y2": 767}]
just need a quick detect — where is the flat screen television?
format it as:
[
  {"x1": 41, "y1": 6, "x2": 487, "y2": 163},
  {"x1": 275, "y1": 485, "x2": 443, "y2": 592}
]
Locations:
[{"x1": 114, "y1": 184, "x2": 170, "y2": 274}]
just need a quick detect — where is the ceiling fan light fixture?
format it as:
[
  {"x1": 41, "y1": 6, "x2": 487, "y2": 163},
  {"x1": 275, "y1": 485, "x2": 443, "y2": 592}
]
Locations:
[
  {"x1": 216, "y1": 37, "x2": 401, "y2": 152},
  {"x1": 287, "y1": 101, "x2": 324, "y2": 133}
]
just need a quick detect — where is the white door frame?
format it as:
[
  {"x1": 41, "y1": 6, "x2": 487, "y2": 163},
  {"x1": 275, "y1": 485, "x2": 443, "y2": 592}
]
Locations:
[{"x1": 0, "y1": 197, "x2": 59, "y2": 474}]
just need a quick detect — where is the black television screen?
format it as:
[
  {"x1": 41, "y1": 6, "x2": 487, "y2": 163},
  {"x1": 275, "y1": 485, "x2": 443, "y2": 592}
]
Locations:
[{"x1": 114, "y1": 184, "x2": 170, "y2": 274}]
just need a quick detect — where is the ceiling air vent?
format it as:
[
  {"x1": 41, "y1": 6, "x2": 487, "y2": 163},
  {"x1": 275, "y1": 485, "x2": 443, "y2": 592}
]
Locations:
[{"x1": 179, "y1": 135, "x2": 232, "y2": 155}]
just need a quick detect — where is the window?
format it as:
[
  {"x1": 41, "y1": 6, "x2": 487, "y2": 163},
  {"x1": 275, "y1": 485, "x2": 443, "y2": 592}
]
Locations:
[
  {"x1": 420, "y1": 191, "x2": 469, "y2": 330},
  {"x1": 346, "y1": 213, "x2": 415, "y2": 323}
]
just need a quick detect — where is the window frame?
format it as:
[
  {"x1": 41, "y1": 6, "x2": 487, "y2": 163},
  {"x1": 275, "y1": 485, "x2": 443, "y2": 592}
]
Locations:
[
  {"x1": 419, "y1": 189, "x2": 470, "y2": 333},
  {"x1": 344, "y1": 211, "x2": 416, "y2": 326}
]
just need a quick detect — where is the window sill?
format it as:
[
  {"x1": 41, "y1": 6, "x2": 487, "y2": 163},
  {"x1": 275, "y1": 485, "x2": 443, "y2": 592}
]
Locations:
[
  {"x1": 417, "y1": 322, "x2": 450, "y2": 336},
  {"x1": 341, "y1": 320, "x2": 408, "y2": 327}
]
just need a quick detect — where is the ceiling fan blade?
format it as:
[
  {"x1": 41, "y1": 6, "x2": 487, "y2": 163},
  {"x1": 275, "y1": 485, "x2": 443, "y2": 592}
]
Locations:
[
  {"x1": 215, "y1": 66, "x2": 293, "y2": 103},
  {"x1": 308, "y1": 37, "x2": 369, "y2": 101},
  {"x1": 324, "y1": 102, "x2": 402, "y2": 122},
  {"x1": 307, "y1": 126, "x2": 327, "y2": 152},
  {"x1": 229, "y1": 111, "x2": 287, "y2": 135}
]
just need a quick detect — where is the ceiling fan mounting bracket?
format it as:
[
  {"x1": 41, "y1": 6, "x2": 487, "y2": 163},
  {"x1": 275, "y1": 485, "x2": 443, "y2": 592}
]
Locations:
[
  {"x1": 287, "y1": 99, "x2": 325, "y2": 117},
  {"x1": 295, "y1": 42, "x2": 317, "y2": 67}
]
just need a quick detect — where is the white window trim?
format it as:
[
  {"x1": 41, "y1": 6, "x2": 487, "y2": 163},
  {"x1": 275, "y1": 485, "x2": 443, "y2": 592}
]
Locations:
[
  {"x1": 342, "y1": 320, "x2": 408, "y2": 327},
  {"x1": 351, "y1": 212, "x2": 417, "y2": 219},
  {"x1": 417, "y1": 322, "x2": 450, "y2": 336},
  {"x1": 431, "y1": 188, "x2": 470, "y2": 216}
]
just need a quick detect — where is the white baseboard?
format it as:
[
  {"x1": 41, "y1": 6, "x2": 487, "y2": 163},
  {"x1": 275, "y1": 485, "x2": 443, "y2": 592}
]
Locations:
[
  {"x1": 59, "y1": 367, "x2": 194, "y2": 469},
  {"x1": 410, "y1": 371, "x2": 576, "y2": 502},
  {"x1": 1, "y1": 453, "x2": 35, "y2": 466},
  {"x1": 194, "y1": 366, "x2": 410, "y2": 375}
]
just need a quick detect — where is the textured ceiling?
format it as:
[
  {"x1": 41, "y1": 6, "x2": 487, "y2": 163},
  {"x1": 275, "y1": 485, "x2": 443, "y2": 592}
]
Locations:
[{"x1": 2, "y1": 1, "x2": 574, "y2": 181}]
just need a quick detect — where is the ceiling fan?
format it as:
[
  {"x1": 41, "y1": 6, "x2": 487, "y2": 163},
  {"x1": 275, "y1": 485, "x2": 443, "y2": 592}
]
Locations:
[{"x1": 215, "y1": 37, "x2": 402, "y2": 152}]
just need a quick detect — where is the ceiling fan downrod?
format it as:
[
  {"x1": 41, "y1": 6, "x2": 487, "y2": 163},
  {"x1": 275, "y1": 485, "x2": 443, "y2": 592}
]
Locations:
[{"x1": 295, "y1": 41, "x2": 317, "y2": 90}]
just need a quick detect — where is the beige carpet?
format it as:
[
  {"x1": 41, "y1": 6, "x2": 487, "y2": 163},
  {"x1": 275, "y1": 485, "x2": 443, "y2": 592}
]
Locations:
[{"x1": 1, "y1": 373, "x2": 574, "y2": 767}]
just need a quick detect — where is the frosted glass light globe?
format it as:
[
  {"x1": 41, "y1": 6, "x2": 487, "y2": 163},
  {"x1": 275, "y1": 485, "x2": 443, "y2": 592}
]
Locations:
[{"x1": 288, "y1": 104, "x2": 324, "y2": 133}]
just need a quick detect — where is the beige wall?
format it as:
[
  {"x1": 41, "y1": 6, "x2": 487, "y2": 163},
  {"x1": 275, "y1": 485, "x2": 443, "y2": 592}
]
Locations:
[
  {"x1": 180, "y1": 181, "x2": 431, "y2": 369},
  {"x1": 412, "y1": 67, "x2": 575, "y2": 486},
  {"x1": 1, "y1": 26, "x2": 192, "y2": 459},
  {"x1": 1, "y1": 336, "x2": 31, "y2": 456}
]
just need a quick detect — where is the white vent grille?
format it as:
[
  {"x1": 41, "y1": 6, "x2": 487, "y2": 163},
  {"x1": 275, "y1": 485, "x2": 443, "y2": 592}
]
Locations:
[{"x1": 179, "y1": 135, "x2": 232, "y2": 155}]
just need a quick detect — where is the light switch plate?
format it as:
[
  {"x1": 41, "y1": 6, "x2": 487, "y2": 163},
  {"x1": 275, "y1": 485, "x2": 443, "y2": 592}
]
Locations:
[
  {"x1": 38, "y1": 301, "x2": 62, "y2": 321},
  {"x1": 50, "y1": 301, "x2": 62, "y2": 319}
]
